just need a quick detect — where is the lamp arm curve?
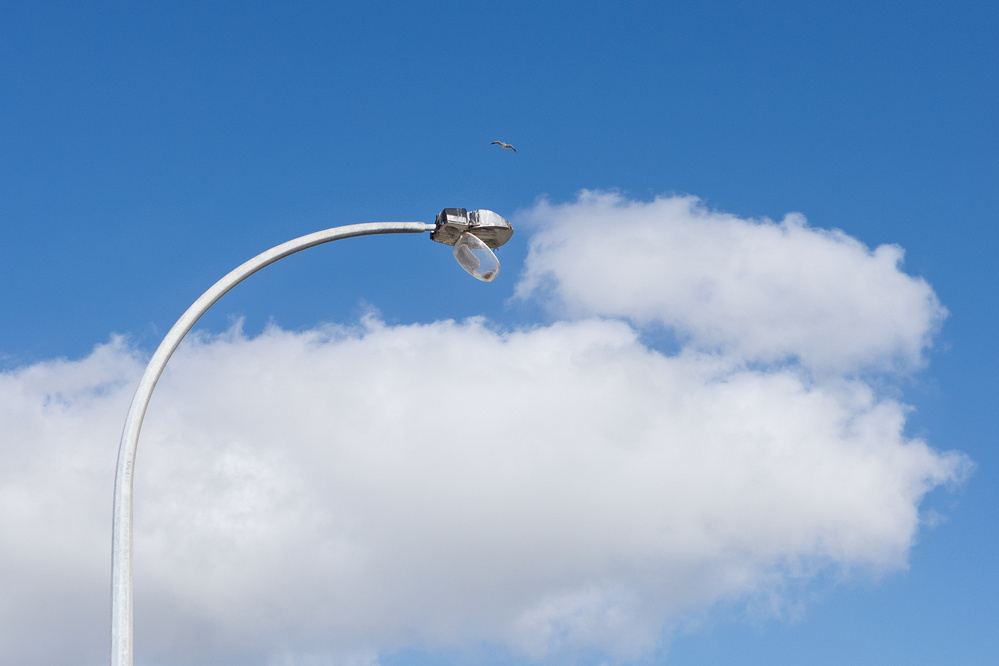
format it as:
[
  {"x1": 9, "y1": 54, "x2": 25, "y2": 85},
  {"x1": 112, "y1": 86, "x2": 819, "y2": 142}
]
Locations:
[{"x1": 110, "y1": 221, "x2": 432, "y2": 666}]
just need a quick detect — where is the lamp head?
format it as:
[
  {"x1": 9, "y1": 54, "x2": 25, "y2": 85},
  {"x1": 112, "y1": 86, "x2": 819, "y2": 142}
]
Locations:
[{"x1": 431, "y1": 208, "x2": 513, "y2": 281}]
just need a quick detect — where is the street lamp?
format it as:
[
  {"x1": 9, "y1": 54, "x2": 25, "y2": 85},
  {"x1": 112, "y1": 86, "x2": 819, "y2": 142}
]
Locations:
[
  {"x1": 110, "y1": 209, "x2": 512, "y2": 666},
  {"x1": 431, "y1": 208, "x2": 513, "y2": 281}
]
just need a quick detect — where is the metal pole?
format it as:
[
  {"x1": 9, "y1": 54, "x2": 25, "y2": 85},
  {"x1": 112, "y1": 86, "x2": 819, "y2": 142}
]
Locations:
[{"x1": 110, "y1": 221, "x2": 433, "y2": 666}]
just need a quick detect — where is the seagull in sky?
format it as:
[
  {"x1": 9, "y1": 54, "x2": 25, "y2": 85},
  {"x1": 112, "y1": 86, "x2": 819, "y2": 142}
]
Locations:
[{"x1": 491, "y1": 140, "x2": 517, "y2": 152}]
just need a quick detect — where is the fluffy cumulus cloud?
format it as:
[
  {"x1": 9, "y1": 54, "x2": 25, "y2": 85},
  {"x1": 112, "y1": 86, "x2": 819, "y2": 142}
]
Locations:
[
  {"x1": 516, "y1": 191, "x2": 947, "y2": 373},
  {"x1": 0, "y1": 192, "x2": 968, "y2": 666}
]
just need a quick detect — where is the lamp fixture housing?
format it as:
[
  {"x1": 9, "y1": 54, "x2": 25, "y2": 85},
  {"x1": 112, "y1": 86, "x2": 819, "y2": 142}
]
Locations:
[{"x1": 430, "y1": 208, "x2": 513, "y2": 249}]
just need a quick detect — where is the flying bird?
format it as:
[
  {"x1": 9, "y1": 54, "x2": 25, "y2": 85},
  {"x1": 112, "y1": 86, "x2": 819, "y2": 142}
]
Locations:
[{"x1": 491, "y1": 141, "x2": 517, "y2": 152}]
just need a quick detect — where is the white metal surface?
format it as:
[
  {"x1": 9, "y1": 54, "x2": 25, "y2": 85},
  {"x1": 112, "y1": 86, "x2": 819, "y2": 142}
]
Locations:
[
  {"x1": 429, "y1": 208, "x2": 513, "y2": 248},
  {"x1": 110, "y1": 221, "x2": 433, "y2": 666}
]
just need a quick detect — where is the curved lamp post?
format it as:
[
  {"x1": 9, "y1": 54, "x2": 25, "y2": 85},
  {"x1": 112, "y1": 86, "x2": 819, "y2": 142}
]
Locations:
[{"x1": 110, "y1": 208, "x2": 513, "y2": 666}]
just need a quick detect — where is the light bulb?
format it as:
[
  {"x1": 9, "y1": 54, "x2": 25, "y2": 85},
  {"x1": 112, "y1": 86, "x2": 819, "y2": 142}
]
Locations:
[{"x1": 453, "y1": 231, "x2": 501, "y2": 281}]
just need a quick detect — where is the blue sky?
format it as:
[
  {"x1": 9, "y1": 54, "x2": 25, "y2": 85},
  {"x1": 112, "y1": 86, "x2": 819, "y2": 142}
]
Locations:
[{"x1": 1, "y1": 2, "x2": 996, "y2": 665}]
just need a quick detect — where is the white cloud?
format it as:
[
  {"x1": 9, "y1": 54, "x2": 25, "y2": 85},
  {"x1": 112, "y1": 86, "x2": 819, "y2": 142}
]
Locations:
[
  {"x1": 515, "y1": 191, "x2": 947, "y2": 374},
  {"x1": 0, "y1": 192, "x2": 967, "y2": 665},
  {"x1": 0, "y1": 311, "x2": 967, "y2": 665}
]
